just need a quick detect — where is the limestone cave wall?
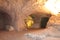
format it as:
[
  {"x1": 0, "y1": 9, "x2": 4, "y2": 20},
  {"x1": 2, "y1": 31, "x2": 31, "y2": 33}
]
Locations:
[{"x1": 0, "y1": 0, "x2": 51, "y2": 31}]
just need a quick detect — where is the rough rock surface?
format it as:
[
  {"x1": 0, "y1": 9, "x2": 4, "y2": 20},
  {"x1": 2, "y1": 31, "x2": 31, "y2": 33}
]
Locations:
[
  {"x1": 0, "y1": 0, "x2": 49, "y2": 31},
  {"x1": 47, "y1": 15, "x2": 60, "y2": 31}
]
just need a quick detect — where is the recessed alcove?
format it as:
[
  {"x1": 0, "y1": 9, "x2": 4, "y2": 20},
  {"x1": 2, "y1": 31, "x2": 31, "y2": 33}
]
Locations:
[
  {"x1": 25, "y1": 13, "x2": 51, "y2": 29},
  {"x1": 0, "y1": 11, "x2": 12, "y2": 31}
]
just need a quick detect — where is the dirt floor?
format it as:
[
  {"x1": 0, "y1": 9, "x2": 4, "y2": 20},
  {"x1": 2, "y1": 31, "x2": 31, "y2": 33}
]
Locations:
[{"x1": 0, "y1": 27, "x2": 60, "y2": 40}]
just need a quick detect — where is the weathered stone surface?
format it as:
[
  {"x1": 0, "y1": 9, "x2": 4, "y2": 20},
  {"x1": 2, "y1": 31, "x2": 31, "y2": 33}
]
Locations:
[
  {"x1": 47, "y1": 15, "x2": 60, "y2": 31},
  {"x1": 0, "y1": 0, "x2": 51, "y2": 31}
]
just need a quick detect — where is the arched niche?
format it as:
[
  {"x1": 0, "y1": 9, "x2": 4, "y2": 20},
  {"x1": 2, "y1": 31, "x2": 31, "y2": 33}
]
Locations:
[{"x1": 0, "y1": 10, "x2": 12, "y2": 31}]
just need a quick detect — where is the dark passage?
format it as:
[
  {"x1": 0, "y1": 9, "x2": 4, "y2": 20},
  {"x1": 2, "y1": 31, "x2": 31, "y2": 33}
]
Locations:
[
  {"x1": 0, "y1": 11, "x2": 12, "y2": 30},
  {"x1": 40, "y1": 17, "x2": 50, "y2": 29}
]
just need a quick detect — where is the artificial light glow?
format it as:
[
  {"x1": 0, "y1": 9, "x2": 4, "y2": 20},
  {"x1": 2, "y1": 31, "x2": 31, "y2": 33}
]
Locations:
[
  {"x1": 25, "y1": 16, "x2": 34, "y2": 28},
  {"x1": 44, "y1": 0, "x2": 60, "y2": 15}
]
